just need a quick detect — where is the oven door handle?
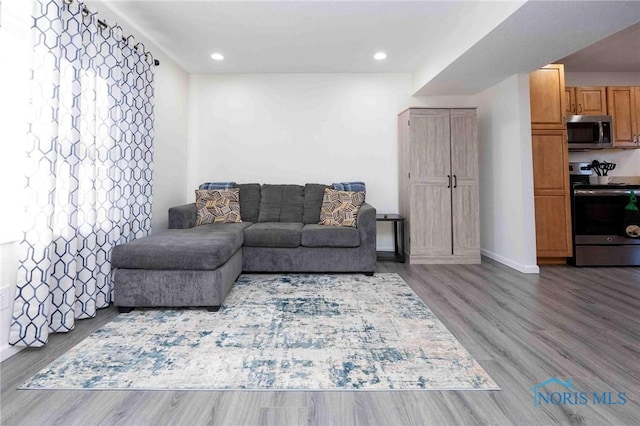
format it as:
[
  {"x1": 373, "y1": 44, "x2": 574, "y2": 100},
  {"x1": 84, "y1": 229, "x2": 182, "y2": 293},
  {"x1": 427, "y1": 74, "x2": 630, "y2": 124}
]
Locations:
[{"x1": 574, "y1": 189, "x2": 636, "y2": 196}]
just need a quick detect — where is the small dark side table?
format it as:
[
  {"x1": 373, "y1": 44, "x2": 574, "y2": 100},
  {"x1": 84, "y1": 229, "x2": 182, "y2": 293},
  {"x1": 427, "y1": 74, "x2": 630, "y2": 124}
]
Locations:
[{"x1": 376, "y1": 214, "x2": 406, "y2": 263}]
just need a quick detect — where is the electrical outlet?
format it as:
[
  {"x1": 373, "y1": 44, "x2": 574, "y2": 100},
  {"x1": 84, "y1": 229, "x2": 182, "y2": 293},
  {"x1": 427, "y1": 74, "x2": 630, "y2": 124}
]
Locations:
[{"x1": 0, "y1": 287, "x2": 12, "y2": 311}]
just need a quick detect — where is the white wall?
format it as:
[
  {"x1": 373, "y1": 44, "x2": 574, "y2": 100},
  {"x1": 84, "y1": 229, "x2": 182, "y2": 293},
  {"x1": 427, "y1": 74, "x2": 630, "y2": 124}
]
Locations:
[
  {"x1": 569, "y1": 150, "x2": 640, "y2": 177},
  {"x1": 565, "y1": 71, "x2": 640, "y2": 178},
  {"x1": 150, "y1": 59, "x2": 190, "y2": 231},
  {"x1": 188, "y1": 73, "x2": 420, "y2": 250},
  {"x1": 0, "y1": 243, "x2": 20, "y2": 361},
  {"x1": 412, "y1": 1, "x2": 525, "y2": 94},
  {"x1": 0, "y1": 0, "x2": 36, "y2": 362},
  {"x1": 475, "y1": 74, "x2": 539, "y2": 273},
  {"x1": 413, "y1": 95, "x2": 479, "y2": 108}
]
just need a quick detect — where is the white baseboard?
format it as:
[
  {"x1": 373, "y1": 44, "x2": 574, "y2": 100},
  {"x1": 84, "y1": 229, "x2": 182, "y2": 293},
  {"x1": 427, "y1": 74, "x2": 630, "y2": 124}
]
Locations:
[
  {"x1": 1, "y1": 344, "x2": 23, "y2": 362},
  {"x1": 481, "y1": 249, "x2": 540, "y2": 274}
]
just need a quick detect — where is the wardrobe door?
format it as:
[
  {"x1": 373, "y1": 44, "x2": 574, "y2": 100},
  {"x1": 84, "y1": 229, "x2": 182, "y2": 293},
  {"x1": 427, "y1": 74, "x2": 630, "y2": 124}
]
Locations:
[
  {"x1": 450, "y1": 109, "x2": 479, "y2": 258},
  {"x1": 407, "y1": 110, "x2": 452, "y2": 256}
]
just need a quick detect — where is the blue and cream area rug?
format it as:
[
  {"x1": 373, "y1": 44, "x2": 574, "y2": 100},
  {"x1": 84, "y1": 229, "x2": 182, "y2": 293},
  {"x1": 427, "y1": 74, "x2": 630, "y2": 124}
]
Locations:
[{"x1": 22, "y1": 273, "x2": 499, "y2": 391}]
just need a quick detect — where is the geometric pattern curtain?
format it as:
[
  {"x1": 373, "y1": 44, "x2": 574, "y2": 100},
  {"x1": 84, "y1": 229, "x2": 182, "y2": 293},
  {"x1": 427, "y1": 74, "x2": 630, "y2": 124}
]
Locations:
[{"x1": 10, "y1": 0, "x2": 154, "y2": 347}]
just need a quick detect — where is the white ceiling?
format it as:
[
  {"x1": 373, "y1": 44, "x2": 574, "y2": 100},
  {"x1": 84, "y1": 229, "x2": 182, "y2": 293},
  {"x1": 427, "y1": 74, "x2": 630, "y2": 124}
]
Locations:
[
  {"x1": 100, "y1": 0, "x2": 524, "y2": 74},
  {"x1": 559, "y1": 21, "x2": 640, "y2": 73},
  {"x1": 97, "y1": 0, "x2": 640, "y2": 95}
]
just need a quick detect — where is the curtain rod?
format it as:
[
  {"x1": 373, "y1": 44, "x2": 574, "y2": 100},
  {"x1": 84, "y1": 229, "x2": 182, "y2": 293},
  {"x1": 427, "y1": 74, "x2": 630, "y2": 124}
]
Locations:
[{"x1": 64, "y1": 0, "x2": 160, "y2": 66}]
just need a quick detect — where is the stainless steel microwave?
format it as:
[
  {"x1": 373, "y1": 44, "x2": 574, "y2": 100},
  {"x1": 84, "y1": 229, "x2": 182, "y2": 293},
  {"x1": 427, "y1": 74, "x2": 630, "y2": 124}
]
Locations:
[{"x1": 567, "y1": 115, "x2": 613, "y2": 150}]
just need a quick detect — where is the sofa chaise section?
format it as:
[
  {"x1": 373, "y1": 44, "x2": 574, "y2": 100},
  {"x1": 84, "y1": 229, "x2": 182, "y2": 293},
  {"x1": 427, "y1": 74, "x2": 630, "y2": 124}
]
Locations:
[{"x1": 111, "y1": 225, "x2": 247, "y2": 312}]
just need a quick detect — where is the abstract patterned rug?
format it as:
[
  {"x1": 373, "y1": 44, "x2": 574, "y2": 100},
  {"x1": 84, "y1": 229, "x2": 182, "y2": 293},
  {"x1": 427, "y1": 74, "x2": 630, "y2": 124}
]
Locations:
[{"x1": 22, "y1": 273, "x2": 499, "y2": 391}]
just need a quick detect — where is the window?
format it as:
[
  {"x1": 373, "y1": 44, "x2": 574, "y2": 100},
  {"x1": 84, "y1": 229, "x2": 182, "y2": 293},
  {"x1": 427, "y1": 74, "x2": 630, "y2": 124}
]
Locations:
[{"x1": 0, "y1": 0, "x2": 33, "y2": 243}]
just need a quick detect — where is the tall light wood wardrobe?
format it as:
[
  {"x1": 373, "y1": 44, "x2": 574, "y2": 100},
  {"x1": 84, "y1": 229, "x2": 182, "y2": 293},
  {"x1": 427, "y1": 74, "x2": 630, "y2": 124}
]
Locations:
[{"x1": 398, "y1": 108, "x2": 480, "y2": 264}]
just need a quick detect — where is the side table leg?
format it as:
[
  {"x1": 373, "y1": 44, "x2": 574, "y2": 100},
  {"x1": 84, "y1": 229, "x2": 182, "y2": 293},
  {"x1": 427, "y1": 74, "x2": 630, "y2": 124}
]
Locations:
[{"x1": 400, "y1": 220, "x2": 406, "y2": 263}]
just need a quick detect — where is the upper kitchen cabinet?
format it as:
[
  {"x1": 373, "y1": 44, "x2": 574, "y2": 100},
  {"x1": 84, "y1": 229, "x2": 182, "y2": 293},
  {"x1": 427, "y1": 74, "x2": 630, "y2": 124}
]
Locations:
[
  {"x1": 565, "y1": 87, "x2": 576, "y2": 115},
  {"x1": 607, "y1": 86, "x2": 640, "y2": 148},
  {"x1": 530, "y1": 64, "x2": 567, "y2": 130},
  {"x1": 575, "y1": 87, "x2": 608, "y2": 115}
]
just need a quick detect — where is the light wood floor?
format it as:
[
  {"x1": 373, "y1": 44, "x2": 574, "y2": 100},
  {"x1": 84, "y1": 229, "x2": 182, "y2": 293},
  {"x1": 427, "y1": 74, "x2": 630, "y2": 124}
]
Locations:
[{"x1": 2, "y1": 259, "x2": 639, "y2": 426}]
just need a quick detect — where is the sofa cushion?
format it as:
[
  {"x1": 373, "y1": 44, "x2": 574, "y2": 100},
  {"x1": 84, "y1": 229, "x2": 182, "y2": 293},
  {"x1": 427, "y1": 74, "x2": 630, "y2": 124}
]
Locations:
[
  {"x1": 194, "y1": 222, "x2": 253, "y2": 233},
  {"x1": 258, "y1": 184, "x2": 304, "y2": 223},
  {"x1": 301, "y1": 224, "x2": 360, "y2": 248},
  {"x1": 112, "y1": 230, "x2": 243, "y2": 270},
  {"x1": 237, "y1": 183, "x2": 261, "y2": 222},
  {"x1": 319, "y1": 188, "x2": 366, "y2": 227},
  {"x1": 243, "y1": 222, "x2": 303, "y2": 248},
  {"x1": 303, "y1": 183, "x2": 330, "y2": 224},
  {"x1": 195, "y1": 189, "x2": 242, "y2": 225}
]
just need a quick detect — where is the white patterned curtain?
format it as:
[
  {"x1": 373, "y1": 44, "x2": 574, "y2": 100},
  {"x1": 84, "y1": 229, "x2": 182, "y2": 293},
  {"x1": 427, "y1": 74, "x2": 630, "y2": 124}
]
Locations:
[{"x1": 10, "y1": 0, "x2": 155, "y2": 347}]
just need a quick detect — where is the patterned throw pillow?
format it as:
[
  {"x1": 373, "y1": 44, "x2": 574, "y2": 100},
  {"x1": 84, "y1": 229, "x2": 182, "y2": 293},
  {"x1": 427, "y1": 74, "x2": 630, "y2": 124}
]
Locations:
[
  {"x1": 195, "y1": 189, "x2": 242, "y2": 225},
  {"x1": 318, "y1": 188, "x2": 366, "y2": 227}
]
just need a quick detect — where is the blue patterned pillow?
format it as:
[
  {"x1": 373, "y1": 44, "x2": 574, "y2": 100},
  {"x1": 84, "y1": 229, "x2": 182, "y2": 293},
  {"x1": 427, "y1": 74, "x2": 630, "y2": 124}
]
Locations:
[
  {"x1": 199, "y1": 182, "x2": 236, "y2": 190},
  {"x1": 332, "y1": 181, "x2": 366, "y2": 193}
]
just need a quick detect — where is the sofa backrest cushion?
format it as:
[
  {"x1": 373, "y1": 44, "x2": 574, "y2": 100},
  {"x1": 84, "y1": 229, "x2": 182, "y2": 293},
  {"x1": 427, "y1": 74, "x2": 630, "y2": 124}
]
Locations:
[
  {"x1": 237, "y1": 183, "x2": 261, "y2": 222},
  {"x1": 258, "y1": 184, "x2": 304, "y2": 222},
  {"x1": 303, "y1": 183, "x2": 330, "y2": 224}
]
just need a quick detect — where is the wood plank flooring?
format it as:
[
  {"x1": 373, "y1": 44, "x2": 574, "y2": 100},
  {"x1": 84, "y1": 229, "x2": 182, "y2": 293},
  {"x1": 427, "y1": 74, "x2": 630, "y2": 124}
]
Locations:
[{"x1": 1, "y1": 259, "x2": 639, "y2": 425}]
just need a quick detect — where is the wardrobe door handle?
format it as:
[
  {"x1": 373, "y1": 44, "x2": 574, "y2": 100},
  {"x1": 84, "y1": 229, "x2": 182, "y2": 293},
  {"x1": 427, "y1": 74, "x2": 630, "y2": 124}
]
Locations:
[
  {"x1": 447, "y1": 175, "x2": 451, "y2": 189},
  {"x1": 453, "y1": 175, "x2": 457, "y2": 188}
]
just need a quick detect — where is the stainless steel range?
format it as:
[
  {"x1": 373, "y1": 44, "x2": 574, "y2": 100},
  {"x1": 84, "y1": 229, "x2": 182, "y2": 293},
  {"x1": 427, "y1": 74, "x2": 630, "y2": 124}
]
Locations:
[{"x1": 569, "y1": 172, "x2": 640, "y2": 266}]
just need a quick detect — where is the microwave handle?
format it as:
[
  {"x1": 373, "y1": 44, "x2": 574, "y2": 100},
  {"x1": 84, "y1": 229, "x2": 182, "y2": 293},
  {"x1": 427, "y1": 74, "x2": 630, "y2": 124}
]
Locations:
[{"x1": 599, "y1": 121, "x2": 604, "y2": 144}]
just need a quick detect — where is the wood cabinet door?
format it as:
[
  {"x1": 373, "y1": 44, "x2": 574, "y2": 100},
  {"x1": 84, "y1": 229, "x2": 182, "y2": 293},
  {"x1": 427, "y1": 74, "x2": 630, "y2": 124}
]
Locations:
[
  {"x1": 450, "y1": 109, "x2": 479, "y2": 256},
  {"x1": 397, "y1": 110, "x2": 411, "y2": 225},
  {"x1": 565, "y1": 87, "x2": 576, "y2": 115},
  {"x1": 409, "y1": 109, "x2": 451, "y2": 181},
  {"x1": 407, "y1": 109, "x2": 452, "y2": 256},
  {"x1": 531, "y1": 129, "x2": 572, "y2": 258},
  {"x1": 531, "y1": 130, "x2": 569, "y2": 192},
  {"x1": 575, "y1": 86, "x2": 607, "y2": 115},
  {"x1": 530, "y1": 64, "x2": 566, "y2": 130},
  {"x1": 409, "y1": 183, "x2": 452, "y2": 256},
  {"x1": 635, "y1": 87, "x2": 640, "y2": 147},
  {"x1": 534, "y1": 195, "x2": 572, "y2": 257},
  {"x1": 607, "y1": 87, "x2": 637, "y2": 147},
  {"x1": 451, "y1": 182, "x2": 479, "y2": 257}
]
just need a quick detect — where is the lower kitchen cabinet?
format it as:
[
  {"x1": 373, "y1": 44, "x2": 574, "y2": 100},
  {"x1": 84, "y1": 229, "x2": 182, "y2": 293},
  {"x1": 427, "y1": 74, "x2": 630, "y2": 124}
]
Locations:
[
  {"x1": 531, "y1": 129, "x2": 573, "y2": 262},
  {"x1": 534, "y1": 195, "x2": 572, "y2": 259}
]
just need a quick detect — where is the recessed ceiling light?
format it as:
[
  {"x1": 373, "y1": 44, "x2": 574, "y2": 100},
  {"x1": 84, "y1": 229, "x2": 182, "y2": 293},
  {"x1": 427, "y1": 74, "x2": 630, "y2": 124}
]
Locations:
[
  {"x1": 374, "y1": 51, "x2": 387, "y2": 61},
  {"x1": 210, "y1": 52, "x2": 224, "y2": 61}
]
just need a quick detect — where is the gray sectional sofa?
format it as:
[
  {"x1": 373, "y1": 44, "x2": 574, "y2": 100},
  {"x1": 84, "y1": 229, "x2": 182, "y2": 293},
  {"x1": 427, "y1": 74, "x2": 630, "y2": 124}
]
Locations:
[{"x1": 111, "y1": 183, "x2": 376, "y2": 312}]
